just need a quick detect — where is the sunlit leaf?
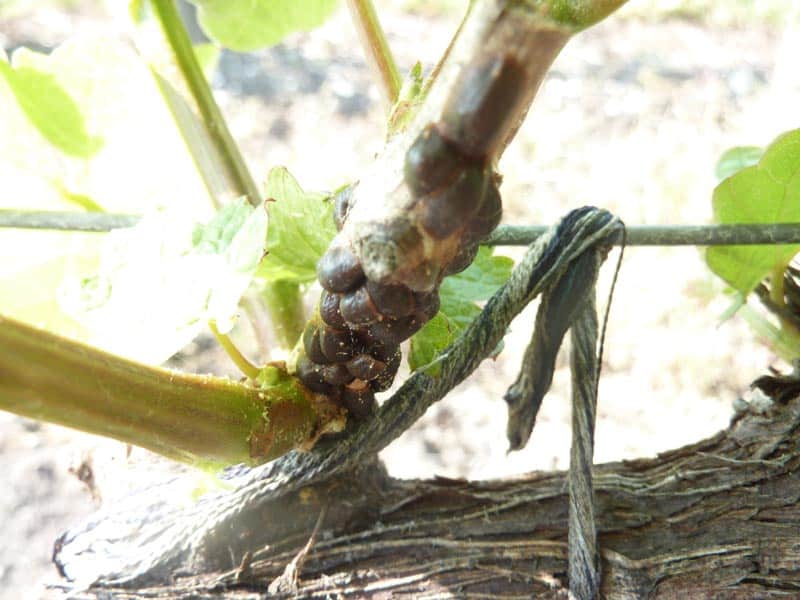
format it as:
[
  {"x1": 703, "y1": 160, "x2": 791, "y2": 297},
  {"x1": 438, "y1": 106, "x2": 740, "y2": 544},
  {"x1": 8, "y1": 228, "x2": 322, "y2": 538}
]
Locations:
[
  {"x1": 256, "y1": 167, "x2": 337, "y2": 284},
  {"x1": 407, "y1": 312, "x2": 457, "y2": 375},
  {"x1": 409, "y1": 247, "x2": 512, "y2": 374},
  {"x1": 58, "y1": 202, "x2": 267, "y2": 364},
  {"x1": 706, "y1": 129, "x2": 800, "y2": 296},
  {"x1": 714, "y1": 145, "x2": 763, "y2": 182},
  {"x1": 0, "y1": 57, "x2": 102, "y2": 158},
  {"x1": 188, "y1": 0, "x2": 340, "y2": 52}
]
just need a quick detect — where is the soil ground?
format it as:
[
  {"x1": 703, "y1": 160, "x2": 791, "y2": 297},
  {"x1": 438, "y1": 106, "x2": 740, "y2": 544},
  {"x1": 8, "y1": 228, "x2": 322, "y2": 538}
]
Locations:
[{"x1": 1, "y1": 2, "x2": 797, "y2": 598}]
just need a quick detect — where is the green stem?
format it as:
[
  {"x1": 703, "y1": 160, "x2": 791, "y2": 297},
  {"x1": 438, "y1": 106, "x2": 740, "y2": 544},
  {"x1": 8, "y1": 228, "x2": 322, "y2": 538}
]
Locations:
[
  {"x1": 540, "y1": 0, "x2": 632, "y2": 31},
  {"x1": 209, "y1": 321, "x2": 261, "y2": 379},
  {"x1": 770, "y1": 261, "x2": 788, "y2": 309},
  {"x1": 0, "y1": 315, "x2": 317, "y2": 468},
  {"x1": 346, "y1": 0, "x2": 402, "y2": 105},
  {"x1": 149, "y1": 0, "x2": 261, "y2": 207}
]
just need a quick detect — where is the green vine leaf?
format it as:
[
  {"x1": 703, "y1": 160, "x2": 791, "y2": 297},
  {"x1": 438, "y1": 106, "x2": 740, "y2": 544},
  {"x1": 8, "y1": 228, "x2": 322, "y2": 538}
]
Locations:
[
  {"x1": 188, "y1": 0, "x2": 340, "y2": 52},
  {"x1": 0, "y1": 53, "x2": 103, "y2": 159},
  {"x1": 409, "y1": 247, "x2": 513, "y2": 374},
  {"x1": 59, "y1": 201, "x2": 267, "y2": 364},
  {"x1": 256, "y1": 167, "x2": 338, "y2": 285},
  {"x1": 715, "y1": 145, "x2": 763, "y2": 182},
  {"x1": 706, "y1": 129, "x2": 800, "y2": 297},
  {"x1": 0, "y1": 37, "x2": 210, "y2": 214}
]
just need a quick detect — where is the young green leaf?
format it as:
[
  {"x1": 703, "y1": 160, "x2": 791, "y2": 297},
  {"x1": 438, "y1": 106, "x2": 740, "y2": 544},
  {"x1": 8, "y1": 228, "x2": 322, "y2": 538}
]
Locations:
[
  {"x1": 407, "y1": 312, "x2": 457, "y2": 375},
  {"x1": 0, "y1": 38, "x2": 211, "y2": 214},
  {"x1": 188, "y1": 0, "x2": 339, "y2": 52},
  {"x1": 714, "y1": 146, "x2": 763, "y2": 182},
  {"x1": 256, "y1": 167, "x2": 338, "y2": 285},
  {"x1": 440, "y1": 246, "x2": 515, "y2": 303},
  {"x1": 59, "y1": 201, "x2": 268, "y2": 364},
  {"x1": 706, "y1": 129, "x2": 800, "y2": 297},
  {"x1": 387, "y1": 62, "x2": 425, "y2": 136},
  {"x1": 409, "y1": 247, "x2": 513, "y2": 374},
  {"x1": 0, "y1": 56, "x2": 102, "y2": 159},
  {"x1": 739, "y1": 304, "x2": 800, "y2": 363},
  {"x1": 192, "y1": 199, "x2": 251, "y2": 253}
]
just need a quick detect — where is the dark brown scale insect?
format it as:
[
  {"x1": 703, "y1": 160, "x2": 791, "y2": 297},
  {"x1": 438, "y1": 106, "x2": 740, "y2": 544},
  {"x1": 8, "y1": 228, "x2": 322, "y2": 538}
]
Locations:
[
  {"x1": 443, "y1": 243, "x2": 479, "y2": 277},
  {"x1": 464, "y1": 178, "x2": 502, "y2": 243},
  {"x1": 339, "y1": 286, "x2": 382, "y2": 326},
  {"x1": 440, "y1": 56, "x2": 528, "y2": 160},
  {"x1": 413, "y1": 290, "x2": 441, "y2": 321},
  {"x1": 369, "y1": 340, "x2": 400, "y2": 363},
  {"x1": 319, "y1": 325, "x2": 358, "y2": 362},
  {"x1": 295, "y1": 355, "x2": 333, "y2": 394},
  {"x1": 321, "y1": 363, "x2": 355, "y2": 386},
  {"x1": 319, "y1": 290, "x2": 347, "y2": 329},
  {"x1": 361, "y1": 314, "x2": 424, "y2": 347},
  {"x1": 317, "y1": 245, "x2": 365, "y2": 293},
  {"x1": 333, "y1": 186, "x2": 353, "y2": 231},
  {"x1": 404, "y1": 124, "x2": 467, "y2": 198},
  {"x1": 341, "y1": 385, "x2": 376, "y2": 419},
  {"x1": 418, "y1": 164, "x2": 490, "y2": 240},
  {"x1": 370, "y1": 347, "x2": 401, "y2": 392},
  {"x1": 366, "y1": 281, "x2": 415, "y2": 319},
  {"x1": 302, "y1": 324, "x2": 329, "y2": 365},
  {"x1": 346, "y1": 353, "x2": 387, "y2": 381}
]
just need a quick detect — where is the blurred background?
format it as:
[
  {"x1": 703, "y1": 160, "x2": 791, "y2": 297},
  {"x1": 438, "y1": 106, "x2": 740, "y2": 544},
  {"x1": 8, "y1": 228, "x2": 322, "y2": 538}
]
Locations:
[{"x1": 1, "y1": 0, "x2": 798, "y2": 597}]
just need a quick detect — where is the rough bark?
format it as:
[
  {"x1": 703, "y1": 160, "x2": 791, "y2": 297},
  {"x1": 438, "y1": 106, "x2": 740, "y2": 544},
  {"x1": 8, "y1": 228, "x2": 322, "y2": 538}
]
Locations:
[{"x1": 56, "y1": 388, "x2": 800, "y2": 599}]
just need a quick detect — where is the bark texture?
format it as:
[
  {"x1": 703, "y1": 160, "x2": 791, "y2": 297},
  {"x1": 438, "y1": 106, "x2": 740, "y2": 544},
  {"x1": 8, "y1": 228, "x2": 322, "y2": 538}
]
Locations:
[{"x1": 58, "y1": 389, "x2": 800, "y2": 599}]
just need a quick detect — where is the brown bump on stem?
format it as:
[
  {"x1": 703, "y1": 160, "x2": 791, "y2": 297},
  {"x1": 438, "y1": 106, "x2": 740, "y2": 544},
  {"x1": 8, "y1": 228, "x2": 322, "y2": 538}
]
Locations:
[
  {"x1": 320, "y1": 290, "x2": 347, "y2": 329},
  {"x1": 404, "y1": 124, "x2": 466, "y2": 198},
  {"x1": 366, "y1": 280, "x2": 415, "y2": 319},
  {"x1": 319, "y1": 326, "x2": 358, "y2": 363},
  {"x1": 439, "y1": 55, "x2": 530, "y2": 160},
  {"x1": 362, "y1": 315, "x2": 422, "y2": 346},
  {"x1": 321, "y1": 363, "x2": 355, "y2": 386},
  {"x1": 414, "y1": 290, "x2": 441, "y2": 321},
  {"x1": 341, "y1": 386, "x2": 376, "y2": 419},
  {"x1": 370, "y1": 341, "x2": 400, "y2": 363},
  {"x1": 464, "y1": 177, "x2": 503, "y2": 243},
  {"x1": 417, "y1": 164, "x2": 489, "y2": 240},
  {"x1": 340, "y1": 286, "x2": 382, "y2": 326},
  {"x1": 371, "y1": 347, "x2": 401, "y2": 392},
  {"x1": 443, "y1": 243, "x2": 479, "y2": 277},
  {"x1": 317, "y1": 245, "x2": 365, "y2": 293},
  {"x1": 302, "y1": 325, "x2": 329, "y2": 365},
  {"x1": 296, "y1": 355, "x2": 333, "y2": 394},
  {"x1": 346, "y1": 353, "x2": 387, "y2": 381}
]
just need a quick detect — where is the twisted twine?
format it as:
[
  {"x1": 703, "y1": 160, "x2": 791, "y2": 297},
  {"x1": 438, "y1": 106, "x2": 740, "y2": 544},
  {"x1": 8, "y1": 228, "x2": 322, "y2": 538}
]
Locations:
[
  {"x1": 568, "y1": 272, "x2": 601, "y2": 600},
  {"x1": 503, "y1": 211, "x2": 622, "y2": 599}
]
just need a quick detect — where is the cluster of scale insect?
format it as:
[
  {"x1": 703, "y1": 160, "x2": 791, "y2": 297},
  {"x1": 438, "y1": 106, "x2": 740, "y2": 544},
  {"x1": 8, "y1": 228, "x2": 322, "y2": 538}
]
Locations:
[{"x1": 297, "y1": 121, "x2": 503, "y2": 418}]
